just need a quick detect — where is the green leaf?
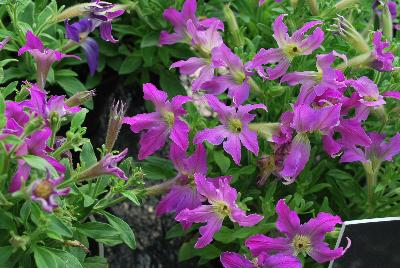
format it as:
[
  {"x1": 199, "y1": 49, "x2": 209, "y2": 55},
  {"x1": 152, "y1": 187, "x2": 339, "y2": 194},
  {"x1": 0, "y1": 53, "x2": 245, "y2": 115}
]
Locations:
[
  {"x1": 84, "y1": 256, "x2": 108, "y2": 268},
  {"x1": 57, "y1": 76, "x2": 86, "y2": 96},
  {"x1": 121, "y1": 190, "x2": 140, "y2": 206},
  {"x1": 80, "y1": 142, "x2": 97, "y2": 167},
  {"x1": 33, "y1": 247, "x2": 58, "y2": 268},
  {"x1": 165, "y1": 224, "x2": 184, "y2": 239},
  {"x1": 71, "y1": 108, "x2": 88, "y2": 131},
  {"x1": 0, "y1": 246, "x2": 13, "y2": 265},
  {"x1": 1, "y1": 81, "x2": 18, "y2": 97},
  {"x1": 0, "y1": 67, "x2": 4, "y2": 83},
  {"x1": 213, "y1": 226, "x2": 235, "y2": 244},
  {"x1": 213, "y1": 151, "x2": 231, "y2": 173},
  {"x1": 76, "y1": 222, "x2": 122, "y2": 246},
  {"x1": 178, "y1": 241, "x2": 197, "y2": 261},
  {"x1": 48, "y1": 215, "x2": 73, "y2": 238},
  {"x1": 119, "y1": 55, "x2": 142, "y2": 74},
  {"x1": 48, "y1": 248, "x2": 83, "y2": 268},
  {"x1": 0, "y1": 92, "x2": 5, "y2": 129},
  {"x1": 140, "y1": 32, "x2": 160, "y2": 48},
  {"x1": 22, "y1": 155, "x2": 57, "y2": 175},
  {"x1": 102, "y1": 211, "x2": 136, "y2": 250},
  {"x1": 159, "y1": 70, "x2": 186, "y2": 97},
  {"x1": 0, "y1": 59, "x2": 18, "y2": 67}
]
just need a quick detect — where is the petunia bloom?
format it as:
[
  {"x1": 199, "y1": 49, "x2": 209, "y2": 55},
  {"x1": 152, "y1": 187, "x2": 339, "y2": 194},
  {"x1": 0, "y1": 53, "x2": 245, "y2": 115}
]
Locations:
[
  {"x1": 202, "y1": 44, "x2": 253, "y2": 106},
  {"x1": 78, "y1": 149, "x2": 129, "y2": 181},
  {"x1": 29, "y1": 171, "x2": 70, "y2": 212},
  {"x1": 175, "y1": 173, "x2": 263, "y2": 248},
  {"x1": 170, "y1": 19, "x2": 223, "y2": 91},
  {"x1": 246, "y1": 14, "x2": 324, "y2": 80},
  {"x1": 347, "y1": 76, "x2": 386, "y2": 107},
  {"x1": 123, "y1": 83, "x2": 191, "y2": 160},
  {"x1": 281, "y1": 51, "x2": 347, "y2": 105},
  {"x1": 65, "y1": 18, "x2": 99, "y2": 75},
  {"x1": 159, "y1": 0, "x2": 223, "y2": 45},
  {"x1": 246, "y1": 199, "x2": 350, "y2": 264},
  {"x1": 370, "y1": 31, "x2": 396, "y2": 72},
  {"x1": 156, "y1": 143, "x2": 207, "y2": 216},
  {"x1": 194, "y1": 95, "x2": 267, "y2": 165},
  {"x1": 18, "y1": 31, "x2": 80, "y2": 89},
  {"x1": 10, "y1": 128, "x2": 66, "y2": 193},
  {"x1": 221, "y1": 252, "x2": 301, "y2": 268}
]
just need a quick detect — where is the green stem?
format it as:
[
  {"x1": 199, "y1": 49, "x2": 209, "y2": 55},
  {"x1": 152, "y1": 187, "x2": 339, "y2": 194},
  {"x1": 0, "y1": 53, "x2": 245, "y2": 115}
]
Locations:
[{"x1": 363, "y1": 162, "x2": 380, "y2": 206}]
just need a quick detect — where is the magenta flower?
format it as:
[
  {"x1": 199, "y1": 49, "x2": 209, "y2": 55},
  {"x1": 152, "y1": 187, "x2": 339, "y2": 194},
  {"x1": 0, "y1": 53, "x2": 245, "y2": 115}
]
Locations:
[
  {"x1": 281, "y1": 51, "x2": 347, "y2": 104},
  {"x1": 246, "y1": 199, "x2": 350, "y2": 264},
  {"x1": 159, "y1": 0, "x2": 223, "y2": 45},
  {"x1": 194, "y1": 95, "x2": 267, "y2": 165},
  {"x1": 341, "y1": 132, "x2": 400, "y2": 164},
  {"x1": 18, "y1": 31, "x2": 80, "y2": 89},
  {"x1": 29, "y1": 171, "x2": 70, "y2": 212},
  {"x1": 370, "y1": 31, "x2": 395, "y2": 72},
  {"x1": 202, "y1": 44, "x2": 253, "y2": 106},
  {"x1": 246, "y1": 14, "x2": 324, "y2": 80},
  {"x1": 175, "y1": 173, "x2": 263, "y2": 248},
  {"x1": 221, "y1": 252, "x2": 301, "y2": 268},
  {"x1": 0, "y1": 36, "x2": 11, "y2": 50},
  {"x1": 10, "y1": 128, "x2": 66, "y2": 192},
  {"x1": 4, "y1": 101, "x2": 30, "y2": 136},
  {"x1": 171, "y1": 19, "x2": 223, "y2": 90},
  {"x1": 347, "y1": 76, "x2": 386, "y2": 107},
  {"x1": 156, "y1": 144, "x2": 207, "y2": 216},
  {"x1": 123, "y1": 83, "x2": 191, "y2": 160},
  {"x1": 22, "y1": 83, "x2": 80, "y2": 122}
]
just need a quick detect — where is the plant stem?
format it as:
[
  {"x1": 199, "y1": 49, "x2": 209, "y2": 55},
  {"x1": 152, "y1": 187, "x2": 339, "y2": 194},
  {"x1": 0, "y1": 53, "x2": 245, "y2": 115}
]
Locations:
[{"x1": 363, "y1": 162, "x2": 379, "y2": 205}]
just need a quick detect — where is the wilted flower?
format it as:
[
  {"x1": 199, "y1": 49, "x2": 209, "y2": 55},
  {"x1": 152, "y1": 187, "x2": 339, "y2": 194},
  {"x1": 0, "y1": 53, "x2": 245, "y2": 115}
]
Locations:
[
  {"x1": 29, "y1": 171, "x2": 70, "y2": 212},
  {"x1": 65, "y1": 19, "x2": 99, "y2": 75},
  {"x1": 370, "y1": 31, "x2": 395, "y2": 72},
  {"x1": 194, "y1": 95, "x2": 267, "y2": 165},
  {"x1": 123, "y1": 83, "x2": 191, "y2": 160},
  {"x1": 246, "y1": 14, "x2": 324, "y2": 80},
  {"x1": 0, "y1": 36, "x2": 11, "y2": 50},
  {"x1": 105, "y1": 100, "x2": 127, "y2": 152},
  {"x1": 18, "y1": 31, "x2": 80, "y2": 89},
  {"x1": 78, "y1": 149, "x2": 129, "y2": 181},
  {"x1": 246, "y1": 199, "x2": 350, "y2": 264},
  {"x1": 156, "y1": 144, "x2": 207, "y2": 217},
  {"x1": 175, "y1": 173, "x2": 263, "y2": 248}
]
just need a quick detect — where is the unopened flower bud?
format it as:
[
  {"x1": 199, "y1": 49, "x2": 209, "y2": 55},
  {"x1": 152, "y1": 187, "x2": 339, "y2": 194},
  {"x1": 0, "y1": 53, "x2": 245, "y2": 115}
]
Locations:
[
  {"x1": 249, "y1": 123, "x2": 281, "y2": 141},
  {"x1": 65, "y1": 90, "x2": 96, "y2": 107},
  {"x1": 335, "y1": 0, "x2": 359, "y2": 11},
  {"x1": 9, "y1": 232, "x2": 30, "y2": 251},
  {"x1": 306, "y1": 0, "x2": 319, "y2": 15},
  {"x1": 257, "y1": 154, "x2": 276, "y2": 186},
  {"x1": 381, "y1": 2, "x2": 393, "y2": 40},
  {"x1": 55, "y1": 3, "x2": 92, "y2": 22},
  {"x1": 105, "y1": 100, "x2": 127, "y2": 152},
  {"x1": 223, "y1": 5, "x2": 243, "y2": 48},
  {"x1": 331, "y1": 15, "x2": 370, "y2": 54}
]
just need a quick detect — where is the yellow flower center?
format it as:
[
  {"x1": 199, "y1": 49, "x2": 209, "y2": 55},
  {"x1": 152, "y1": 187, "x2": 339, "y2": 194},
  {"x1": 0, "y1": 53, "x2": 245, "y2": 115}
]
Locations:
[
  {"x1": 228, "y1": 118, "x2": 243, "y2": 133},
  {"x1": 292, "y1": 234, "x2": 313, "y2": 255},
  {"x1": 212, "y1": 201, "x2": 231, "y2": 219},
  {"x1": 283, "y1": 44, "x2": 302, "y2": 59},
  {"x1": 232, "y1": 70, "x2": 246, "y2": 84},
  {"x1": 162, "y1": 111, "x2": 175, "y2": 127},
  {"x1": 363, "y1": 96, "x2": 378, "y2": 102},
  {"x1": 33, "y1": 180, "x2": 53, "y2": 199}
]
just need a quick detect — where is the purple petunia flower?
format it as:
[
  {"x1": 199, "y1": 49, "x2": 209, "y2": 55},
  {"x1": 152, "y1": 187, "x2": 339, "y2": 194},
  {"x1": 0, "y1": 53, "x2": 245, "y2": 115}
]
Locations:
[
  {"x1": 246, "y1": 199, "x2": 350, "y2": 264},
  {"x1": 18, "y1": 31, "x2": 80, "y2": 89},
  {"x1": 281, "y1": 51, "x2": 347, "y2": 105},
  {"x1": 170, "y1": 19, "x2": 223, "y2": 91},
  {"x1": 159, "y1": 0, "x2": 224, "y2": 46},
  {"x1": 175, "y1": 173, "x2": 263, "y2": 248},
  {"x1": 123, "y1": 83, "x2": 191, "y2": 160},
  {"x1": 347, "y1": 76, "x2": 386, "y2": 107},
  {"x1": 22, "y1": 82, "x2": 80, "y2": 122},
  {"x1": 341, "y1": 132, "x2": 400, "y2": 165},
  {"x1": 194, "y1": 95, "x2": 267, "y2": 165},
  {"x1": 65, "y1": 18, "x2": 99, "y2": 75},
  {"x1": 0, "y1": 36, "x2": 11, "y2": 50},
  {"x1": 29, "y1": 171, "x2": 70, "y2": 212},
  {"x1": 156, "y1": 143, "x2": 207, "y2": 216},
  {"x1": 201, "y1": 44, "x2": 253, "y2": 106},
  {"x1": 246, "y1": 14, "x2": 324, "y2": 80},
  {"x1": 370, "y1": 31, "x2": 396, "y2": 72},
  {"x1": 10, "y1": 128, "x2": 66, "y2": 192},
  {"x1": 220, "y1": 251, "x2": 301, "y2": 268}
]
